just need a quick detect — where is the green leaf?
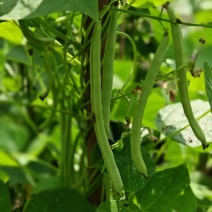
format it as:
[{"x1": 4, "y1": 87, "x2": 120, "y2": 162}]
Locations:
[
  {"x1": 0, "y1": 166, "x2": 32, "y2": 185},
  {"x1": 114, "y1": 133, "x2": 156, "y2": 192},
  {"x1": 6, "y1": 45, "x2": 31, "y2": 65},
  {"x1": 136, "y1": 164, "x2": 197, "y2": 212},
  {"x1": 0, "y1": 0, "x2": 98, "y2": 21},
  {"x1": 0, "y1": 150, "x2": 18, "y2": 166},
  {"x1": 0, "y1": 116, "x2": 30, "y2": 152},
  {"x1": 24, "y1": 188, "x2": 95, "y2": 212},
  {"x1": 132, "y1": 0, "x2": 173, "y2": 7},
  {"x1": 32, "y1": 177, "x2": 66, "y2": 194},
  {"x1": 0, "y1": 181, "x2": 11, "y2": 212},
  {"x1": 203, "y1": 62, "x2": 212, "y2": 112},
  {"x1": 0, "y1": 21, "x2": 23, "y2": 44},
  {"x1": 156, "y1": 99, "x2": 212, "y2": 147},
  {"x1": 96, "y1": 200, "x2": 129, "y2": 212}
]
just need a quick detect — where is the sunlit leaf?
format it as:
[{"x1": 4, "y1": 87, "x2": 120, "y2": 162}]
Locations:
[
  {"x1": 156, "y1": 99, "x2": 212, "y2": 147},
  {"x1": 132, "y1": 0, "x2": 173, "y2": 7},
  {"x1": 0, "y1": 21, "x2": 23, "y2": 44},
  {"x1": 0, "y1": 0, "x2": 98, "y2": 21},
  {"x1": 0, "y1": 150, "x2": 18, "y2": 166}
]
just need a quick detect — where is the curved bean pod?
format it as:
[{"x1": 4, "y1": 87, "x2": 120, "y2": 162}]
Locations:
[
  {"x1": 164, "y1": 3, "x2": 208, "y2": 149},
  {"x1": 102, "y1": 10, "x2": 118, "y2": 136},
  {"x1": 90, "y1": 22, "x2": 123, "y2": 193},
  {"x1": 131, "y1": 32, "x2": 169, "y2": 176},
  {"x1": 19, "y1": 20, "x2": 61, "y2": 47}
]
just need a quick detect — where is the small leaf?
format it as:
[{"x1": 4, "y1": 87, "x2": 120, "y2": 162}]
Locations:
[
  {"x1": 136, "y1": 164, "x2": 197, "y2": 212},
  {"x1": 156, "y1": 100, "x2": 212, "y2": 147},
  {"x1": 0, "y1": 181, "x2": 11, "y2": 212},
  {"x1": 114, "y1": 133, "x2": 156, "y2": 192},
  {"x1": 203, "y1": 62, "x2": 212, "y2": 112}
]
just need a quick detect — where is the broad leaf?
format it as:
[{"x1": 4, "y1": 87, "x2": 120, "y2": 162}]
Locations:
[
  {"x1": 0, "y1": 181, "x2": 11, "y2": 212},
  {"x1": 114, "y1": 133, "x2": 156, "y2": 192},
  {"x1": 136, "y1": 164, "x2": 197, "y2": 212},
  {"x1": 0, "y1": 0, "x2": 98, "y2": 21},
  {"x1": 0, "y1": 21, "x2": 23, "y2": 44},
  {"x1": 156, "y1": 99, "x2": 212, "y2": 147},
  {"x1": 24, "y1": 188, "x2": 95, "y2": 212}
]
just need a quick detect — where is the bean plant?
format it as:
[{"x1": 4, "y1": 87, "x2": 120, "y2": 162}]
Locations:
[{"x1": 0, "y1": 0, "x2": 212, "y2": 211}]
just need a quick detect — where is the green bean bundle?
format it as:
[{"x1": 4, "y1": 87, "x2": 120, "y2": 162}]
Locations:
[
  {"x1": 102, "y1": 10, "x2": 118, "y2": 136},
  {"x1": 90, "y1": 22, "x2": 123, "y2": 193}
]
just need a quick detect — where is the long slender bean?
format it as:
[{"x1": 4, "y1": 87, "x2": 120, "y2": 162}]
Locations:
[
  {"x1": 164, "y1": 2, "x2": 208, "y2": 149},
  {"x1": 102, "y1": 10, "x2": 118, "y2": 136},
  {"x1": 90, "y1": 21, "x2": 123, "y2": 193},
  {"x1": 131, "y1": 32, "x2": 169, "y2": 176}
]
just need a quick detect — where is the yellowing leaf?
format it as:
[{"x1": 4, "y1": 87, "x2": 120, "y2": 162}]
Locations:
[
  {"x1": 0, "y1": 21, "x2": 23, "y2": 44},
  {"x1": 0, "y1": 150, "x2": 18, "y2": 166},
  {"x1": 132, "y1": 0, "x2": 173, "y2": 8}
]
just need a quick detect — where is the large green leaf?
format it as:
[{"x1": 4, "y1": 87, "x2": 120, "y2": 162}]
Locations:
[
  {"x1": 156, "y1": 99, "x2": 212, "y2": 147},
  {"x1": 0, "y1": 181, "x2": 11, "y2": 212},
  {"x1": 136, "y1": 164, "x2": 197, "y2": 212},
  {"x1": 0, "y1": 0, "x2": 98, "y2": 21},
  {"x1": 114, "y1": 133, "x2": 156, "y2": 192},
  {"x1": 24, "y1": 188, "x2": 95, "y2": 212}
]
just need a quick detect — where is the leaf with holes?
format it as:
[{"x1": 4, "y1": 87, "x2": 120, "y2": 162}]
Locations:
[{"x1": 135, "y1": 164, "x2": 197, "y2": 212}]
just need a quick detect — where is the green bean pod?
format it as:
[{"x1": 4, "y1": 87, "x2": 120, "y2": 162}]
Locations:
[
  {"x1": 19, "y1": 20, "x2": 60, "y2": 47},
  {"x1": 131, "y1": 32, "x2": 169, "y2": 176},
  {"x1": 90, "y1": 22, "x2": 123, "y2": 193},
  {"x1": 102, "y1": 10, "x2": 118, "y2": 136},
  {"x1": 165, "y1": 3, "x2": 208, "y2": 149}
]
